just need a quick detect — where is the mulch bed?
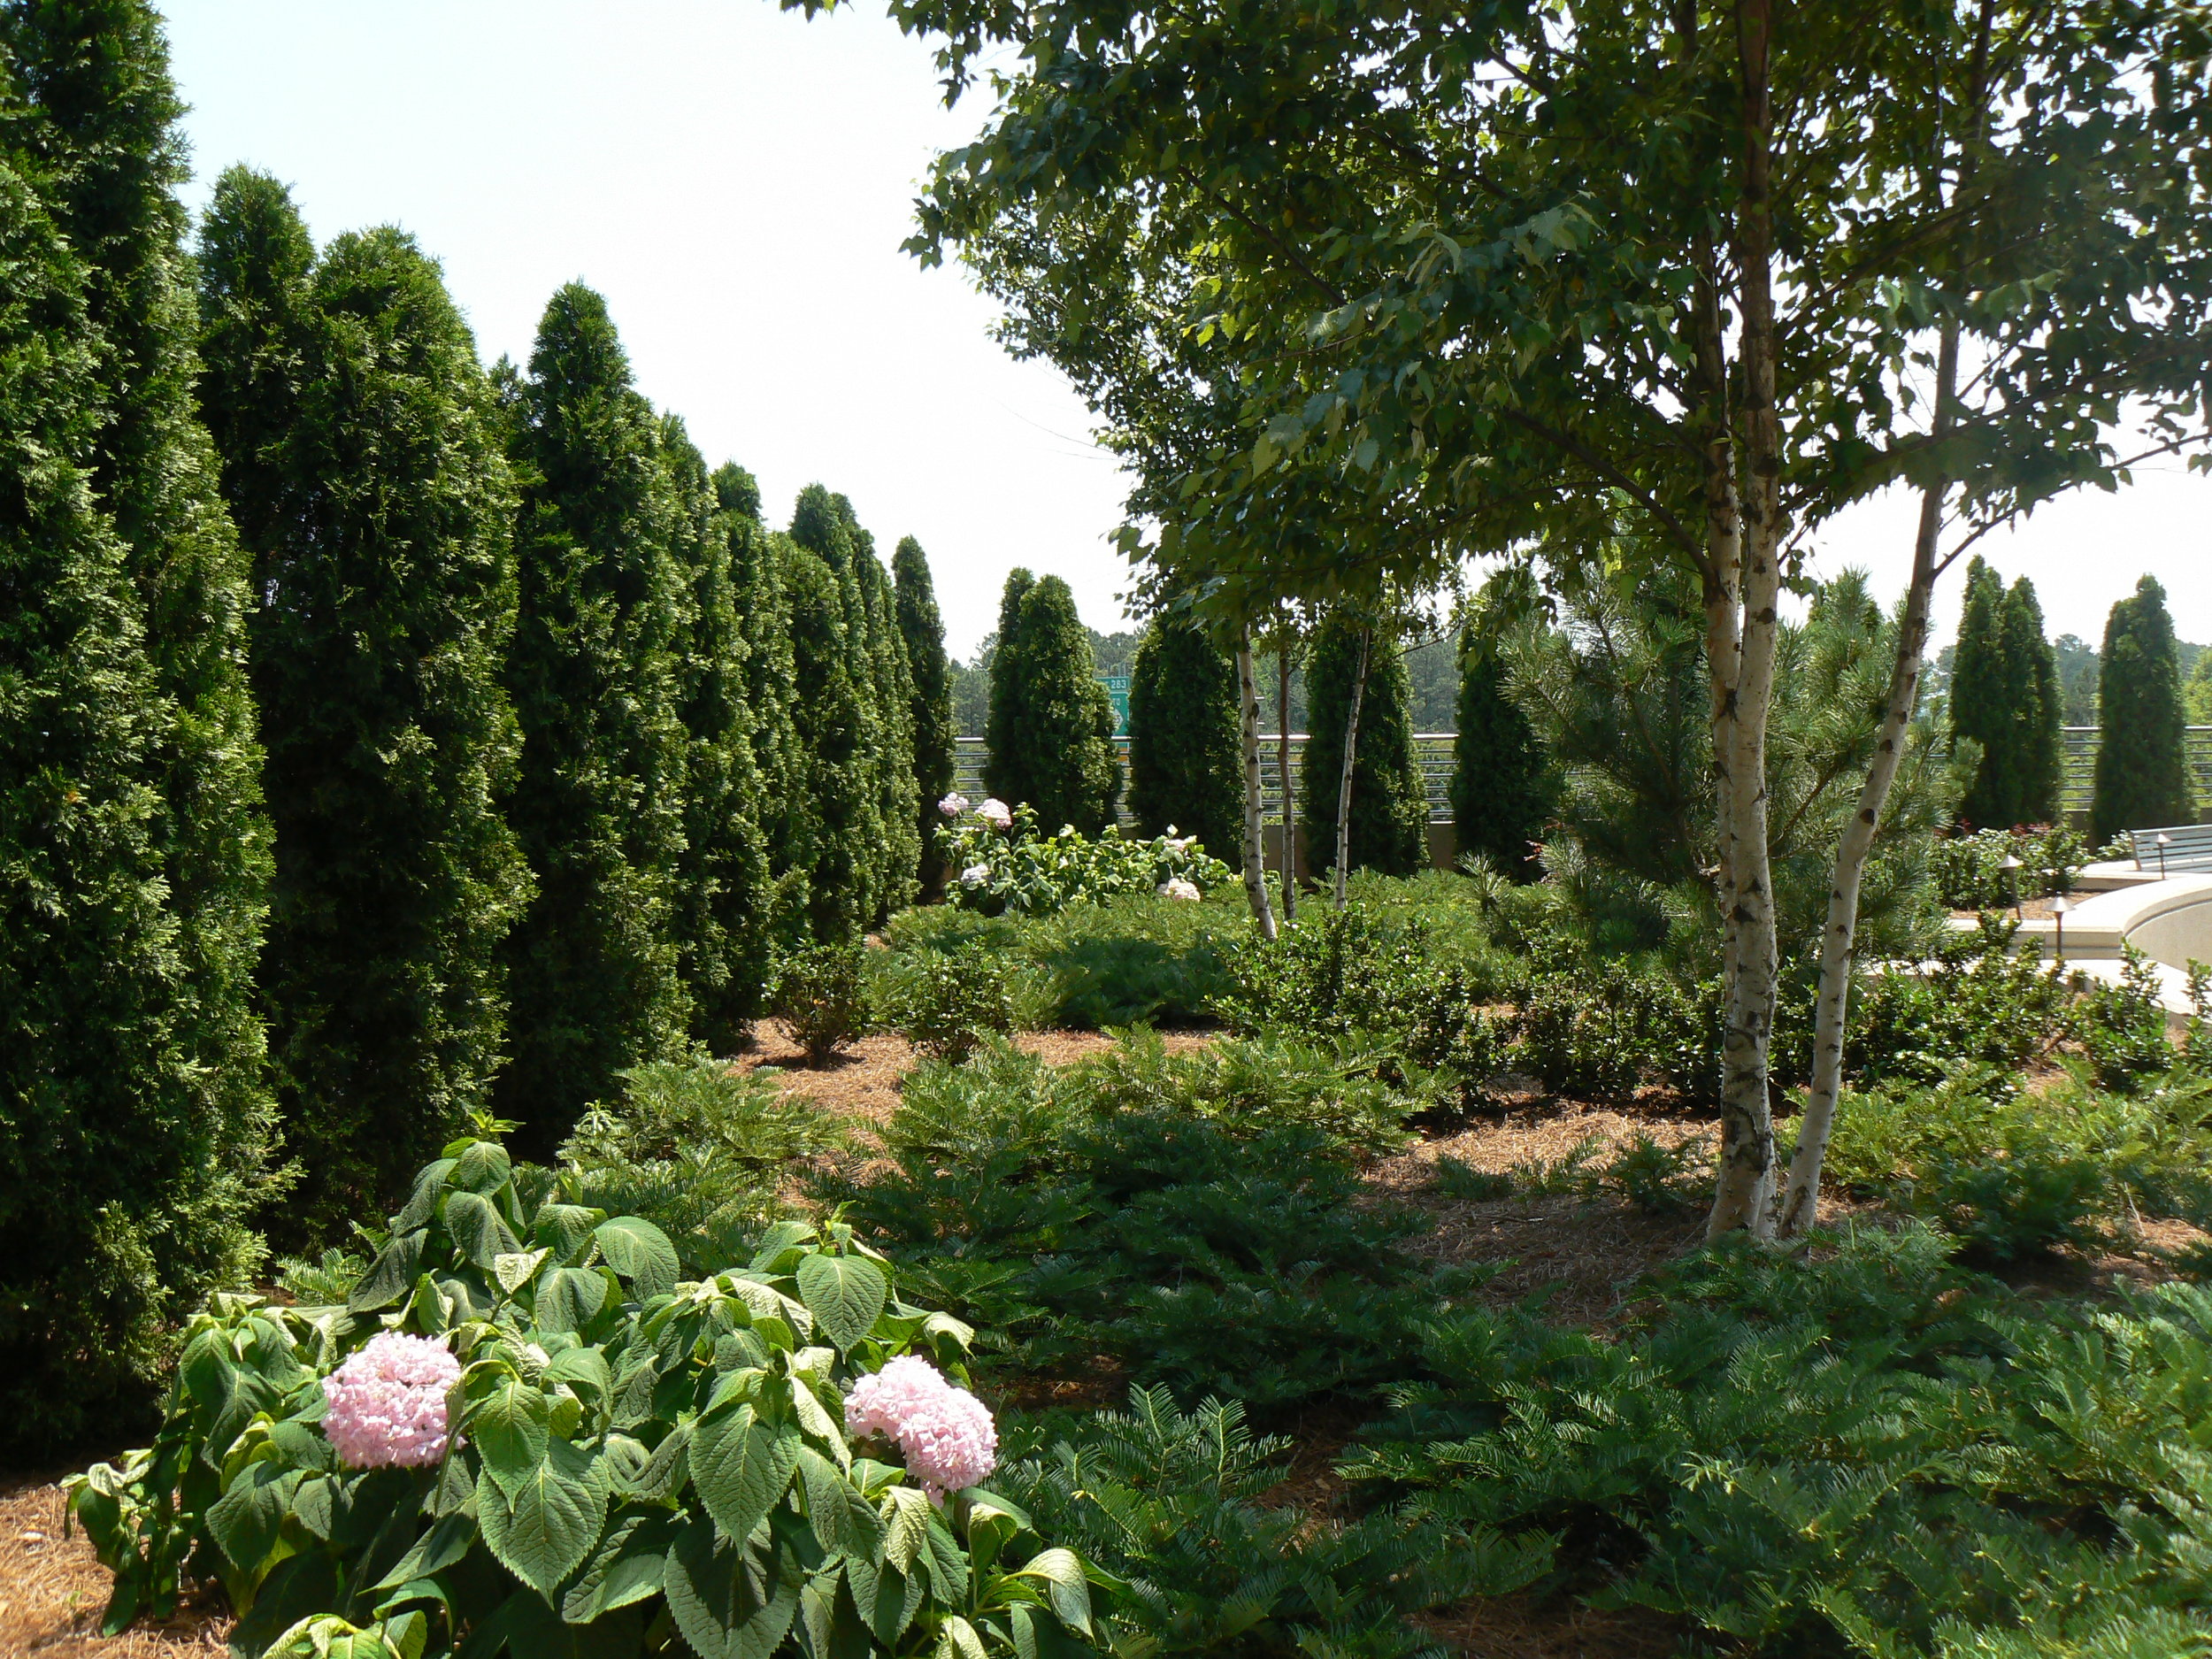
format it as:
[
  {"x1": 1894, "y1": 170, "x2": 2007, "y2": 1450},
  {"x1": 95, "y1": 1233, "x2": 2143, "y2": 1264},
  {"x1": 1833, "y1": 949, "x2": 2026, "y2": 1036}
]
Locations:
[
  {"x1": 12, "y1": 1029, "x2": 2192, "y2": 1658},
  {"x1": 1, "y1": 1475, "x2": 227, "y2": 1656}
]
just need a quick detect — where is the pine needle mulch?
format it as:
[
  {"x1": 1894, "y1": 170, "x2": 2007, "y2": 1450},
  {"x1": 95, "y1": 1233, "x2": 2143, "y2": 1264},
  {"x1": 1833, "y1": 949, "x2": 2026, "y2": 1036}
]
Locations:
[{"x1": 0, "y1": 1476, "x2": 226, "y2": 1656}]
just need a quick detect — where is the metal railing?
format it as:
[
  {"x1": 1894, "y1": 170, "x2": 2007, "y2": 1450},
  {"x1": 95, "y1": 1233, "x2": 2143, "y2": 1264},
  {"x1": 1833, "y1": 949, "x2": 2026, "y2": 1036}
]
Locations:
[
  {"x1": 2061, "y1": 727, "x2": 2212, "y2": 817},
  {"x1": 953, "y1": 734, "x2": 1460, "y2": 825}
]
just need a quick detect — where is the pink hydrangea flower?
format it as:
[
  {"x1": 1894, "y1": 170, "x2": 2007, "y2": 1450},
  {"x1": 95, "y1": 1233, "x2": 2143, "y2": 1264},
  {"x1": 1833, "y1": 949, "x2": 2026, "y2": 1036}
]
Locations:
[
  {"x1": 1157, "y1": 879, "x2": 1202, "y2": 902},
  {"x1": 844, "y1": 1355, "x2": 997, "y2": 1501},
  {"x1": 939, "y1": 792, "x2": 971, "y2": 817},
  {"x1": 978, "y1": 798, "x2": 1012, "y2": 830},
  {"x1": 320, "y1": 1333, "x2": 462, "y2": 1469}
]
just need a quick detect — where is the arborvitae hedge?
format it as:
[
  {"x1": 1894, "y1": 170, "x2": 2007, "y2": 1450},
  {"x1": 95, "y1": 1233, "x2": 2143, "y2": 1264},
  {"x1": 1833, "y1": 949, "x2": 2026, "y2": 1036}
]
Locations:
[
  {"x1": 2004, "y1": 577, "x2": 2062, "y2": 826},
  {"x1": 984, "y1": 568, "x2": 1121, "y2": 834},
  {"x1": 0, "y1": 151, "x2": 270, "y2": 1460},
  {"x1": 1949, "y1": 558, "x2": 2013, "y2": 827},
  {"x1": 1126, "y1": 614, "x2": 1241, "y2": 857},
  {"x1": 1301, "y1": 611, "x2": 1429, "y2": 878},
  {"x1": 2093, "y1": 575, "x2": 2194, "y2": 841},
  {"x1": 894, "y1": 535, "x2": 956, "y2": 896},
  {"x1": 497, "y1": 285, "x2": 690, "y2": 1151},
  {"x1": 1, "y1": 3, "x2": 275, "y2": 1457},
  {"x1": 1950, "y1": 558, "x2": 2061, "y2": 829},
  {"x1": 663, "y1": 419, "x2": 771, "y2": 1051},
  {"x1": 784, "y1": 540, "x2": 872, "y2": 941},
  {"x1": 197, "y1": 172, "x2": 530, "y2": 1238},
  {"x1": 5, "y1": 4, "x2": 272, "y2": 1171},
  {"x1": 716, "y1": 467, "x2": 810, "y2": 943},
  {"x1": 790, "y1": 484, "x2": 891, "y2": 931},
  {"x1": 1451, "y1": 621, "x2": 1550, "y2": 878},
  {"x1": 848, "y1": 504, "x2": 919, "y2": 918}
]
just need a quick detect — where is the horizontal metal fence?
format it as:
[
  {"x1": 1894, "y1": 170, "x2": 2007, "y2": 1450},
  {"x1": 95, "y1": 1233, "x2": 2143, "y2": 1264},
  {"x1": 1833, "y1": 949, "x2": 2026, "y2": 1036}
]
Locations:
[
  {"x1": 954, "y1": 735, "x2": 1460, "y2": 825},
  {"x1": 2062, "y1": 728, "x2": 2212, "y2": 817},
  {"x1": 961, "y1": 728, "x2": 2212, "y2": 830}
]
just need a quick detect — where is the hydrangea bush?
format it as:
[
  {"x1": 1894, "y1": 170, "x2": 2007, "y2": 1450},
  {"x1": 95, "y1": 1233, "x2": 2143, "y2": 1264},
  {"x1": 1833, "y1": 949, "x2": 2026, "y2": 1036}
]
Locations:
[
  {"x1": 67, "y1": 1131, "x2": 1100, "y2": 1659},
  {"x1": 935, "y1": 795, "x2": 1231, "y2": 918}
]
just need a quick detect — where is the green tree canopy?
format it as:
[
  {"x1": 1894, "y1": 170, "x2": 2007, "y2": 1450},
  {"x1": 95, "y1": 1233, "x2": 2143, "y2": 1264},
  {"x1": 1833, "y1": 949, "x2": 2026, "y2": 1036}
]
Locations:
[
  {"x1": 496, "y1": 283, "x2": 690, "y2": 1151},
  {"x1": 0, "y1": 151, "x2": 271, "y2": 1459},
  {"x1": 2093, "y1": 575, "x2": 2195, "y2": 841},
  {"x1": 1452, "y1": 606, "x2": 1551, "y2": 881},
  {"x1": 894, "y1": 535, "x2": 956, "y2": 895},
  {"x1": 1300, "y1": 611, "x2": 1427, "y2": 879},
  {"x1": 663, "y1": 419, "x2": 771, "y2": 1050},
  {"x1": 1126, "y1": 613, "x2": 1242, "y2": 857},
  {"x1": 0, "y1": 0, "x2": 277, "y2": 1453},
  {"x1": 1949, "y1": 561, "x2": 2060, "y2": 830},
  {"x1": 984, "y1": 569, "x2": 1122, "y2": 834},
  {"x1": 197, "y1": 171, "x2": 530, "y2": 1237}
]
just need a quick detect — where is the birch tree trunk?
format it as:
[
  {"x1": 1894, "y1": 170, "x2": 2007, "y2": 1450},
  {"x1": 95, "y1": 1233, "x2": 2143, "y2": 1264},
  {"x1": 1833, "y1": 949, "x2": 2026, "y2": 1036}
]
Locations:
[
  {"x1": 1278, "y1": 640, "x2": 1297, "y2": 922},
  {"x1": 1776, "y1": 385, "x2": 1947, "y2": 1235},
  {"x1": 1333, "y1": 626, "x2": 1371, "y2": 911},
  {"x1": 1235, "y1": 634, "x2": 1278, "y2": 940},
  {"x1": 1706, "y1": 0, "x2": 1784, "y2": 1240}
]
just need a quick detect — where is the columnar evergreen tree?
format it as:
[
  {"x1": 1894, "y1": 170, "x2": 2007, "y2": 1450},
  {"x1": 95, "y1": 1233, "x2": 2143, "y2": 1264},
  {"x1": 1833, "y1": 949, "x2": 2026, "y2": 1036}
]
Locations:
[
  {"x1": 790, "y1": 485, "x2": 895, "y2": 926},
  {"x1": 714, "y1": 465, "x2": 808, "y2": 939},
  {"x1": 784, "y1": 541, "x2": 872, "y2": 940},
  {"x1": 2093, "y1": 576, "x2": 2195, "y2": 841},
  {"x1": 197, "y1": 171, "x2": 530, "y2": 1236},
  {"x1": 1301, "y1": 611, "x2": 1427, "y2": 878},
  {"x1": 894, "y1": 536, "x2": 956, "y2": 895},
  {"x1": 662, "y1": 419, "x2": 771, "y2": 1050},
  {"x1": 847, "y1": 505, "x2": 920, "y2": 917},
  {"x1": 2002, "y1": 578, "x2": 2063, "y2": 826},
  {"x1": 983, "y1": 569, "x2": 1121, "y2": 833},
  {"x1": 1451, "y1": 619, "x2": 1550, "y2": 879},
  {"x1": 496, "y1": 285, "x2": 690, "y2": 1149},
  {"x1": 1948, "y1": 558, "x2": 2016, "y2": 828},
  {"x1": 1949, "y1": 559, "x2": 2062, "y2": 829},
  {"x1": 0, "y1": 155, "x2": 269, "y2": 1458},
  {"x1": 1126, "y1": 614, "x2": 1242, "y2": 856}
]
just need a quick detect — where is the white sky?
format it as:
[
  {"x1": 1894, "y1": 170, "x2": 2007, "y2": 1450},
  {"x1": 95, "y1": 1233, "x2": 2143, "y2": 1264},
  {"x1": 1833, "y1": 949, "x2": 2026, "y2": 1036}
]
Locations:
[{"x1": 163, "y1": 1, "x2": 2209, "y2": 660}]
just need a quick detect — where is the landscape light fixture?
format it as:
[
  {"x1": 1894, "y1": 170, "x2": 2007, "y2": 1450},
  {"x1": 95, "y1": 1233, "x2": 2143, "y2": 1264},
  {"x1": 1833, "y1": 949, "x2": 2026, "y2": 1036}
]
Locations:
[
  {"x1": 2158, "y1": 832, "x2": 2173, "y2": 880},
  {"x1": 1999, "y1": 852, "x2": 2024, "y2": 918},
  {"x1": 2051, "y1": 895, "x2": 2072, "y2": 966}
]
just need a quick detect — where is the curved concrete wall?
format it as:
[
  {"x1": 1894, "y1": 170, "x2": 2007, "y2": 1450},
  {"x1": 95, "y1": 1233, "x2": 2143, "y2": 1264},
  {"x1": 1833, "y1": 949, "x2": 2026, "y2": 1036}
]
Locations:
[{"x1": 2122, "y1": 878, "x2": 2212, "y2": 971}]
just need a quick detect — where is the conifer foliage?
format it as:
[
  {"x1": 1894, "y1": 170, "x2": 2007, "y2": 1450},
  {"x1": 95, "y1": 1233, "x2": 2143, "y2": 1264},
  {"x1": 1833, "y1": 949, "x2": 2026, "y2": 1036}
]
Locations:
[
  {"x1": 496, "y1": 285, "x2": 691, "y2": 1150},
  {"x1": 985, "y1": 569, "x2": 1122, "y2": 834},
  {"x1": 197, "y1": 171, "x2": 532, "y2": 1237},
  {"x1": 895, "y1": 535, "x2": 956, "y2": 895},
  {"x1": 1126, "y1": 614, "x2": 1242, "y2": 857},
  {"x1": 0, "y1": 1, "x2": 276, "y2": 1456},
  {"x1": 1949, "y1": 558, "x2": 2061, "y2": 830},
  {"x1": 1301, "y1": 612, "x2": 1428, "y2": 879},
  {"x1": 2093, "y1": 575, "x2": 2195, "y2": 841},
  {"x1": 662, "y1": 419, "x2": 772, "y2": 1052},
  {"x1": 1451, "y1": 620, "x2": 1550, "y2": 879},
  {"x1": 0, "y1": 154, "x2": 269, "y2": 1459}
]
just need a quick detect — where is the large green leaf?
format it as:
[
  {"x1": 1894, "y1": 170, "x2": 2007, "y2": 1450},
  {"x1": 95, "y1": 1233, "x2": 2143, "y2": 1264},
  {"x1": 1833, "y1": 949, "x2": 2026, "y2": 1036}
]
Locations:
[
  {"x1": 595, "y1": 1217, "x2": 680, "y2": 1299},
  {"x1": 534, "y1": 1266, "x2": 610, "y2": 1334},
  {"x1": 796, "y1": 1449, "x2": 883, "y2": 1559},
  {"x1": 349, "y1": 1229, "x2": 428, "y2": 1313},
  {"x1": 1012, "y1": 1548, "x2": 1094, "y2": 1636},
  {"x1": 794, "y1": 1255, "x2": 887, "y2": 1353},
  {"x1": 478, "y1": 1437, "x2": 608, "y2": 1597},
  {"x1": 562, "y1": 1506, "x2": 683, "y2": 1624},
  {"x1": 533, "y1": 1202, "x2": 602, "y2": 1263},
  {"x1": 690, "y1": 1403, "x2": 800, "y2": 1545},
  {"x1": 664, "y1": 1517, "x2": 803, "y2": 1659},
  {"x1": 443, "y1": 1190, "x2": 520, "y2": 1269},
  {"x1": 466, "y1": 1376, "x2": 550, "y2": 1494},
  {"x1": 393, "y1": 1158, "x2": 457, "y2": 1233},
  {"x1": 449, "y1": 1138, "x2": 512, "y2": 1195},
  {"x1": 206, "y1": 1463, "x2": 302, "y2": 1575}
]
